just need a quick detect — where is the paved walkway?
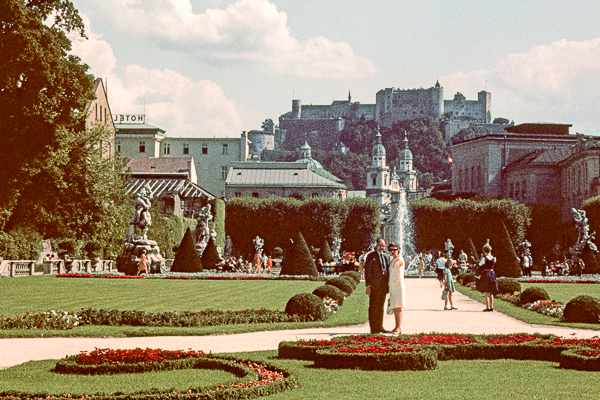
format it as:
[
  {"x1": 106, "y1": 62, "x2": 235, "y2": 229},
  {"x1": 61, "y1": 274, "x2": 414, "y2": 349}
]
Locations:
[{"x1": 1, "y1": 278, "x2": 599, "y2": 369}]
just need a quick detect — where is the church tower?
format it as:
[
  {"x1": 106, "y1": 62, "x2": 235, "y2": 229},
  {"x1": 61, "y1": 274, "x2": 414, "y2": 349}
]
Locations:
[
  {"x1": 366, "y1": 128, "x2": 392, "y2": 205},
  {"x1": 398, "y1": 132, "x2": 418, "y2": 192}
]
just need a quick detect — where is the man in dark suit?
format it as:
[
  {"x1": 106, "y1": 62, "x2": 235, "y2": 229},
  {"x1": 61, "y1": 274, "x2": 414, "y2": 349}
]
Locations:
[{"x1": 364, "y1": 238, "x2": 390, "y2": 334}]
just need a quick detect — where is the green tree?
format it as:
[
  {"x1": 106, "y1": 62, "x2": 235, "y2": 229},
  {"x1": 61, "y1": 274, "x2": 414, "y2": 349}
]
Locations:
[
  {"x1": 280, "y1": 231, "x2": 318, "y2": 276},
  {"x1": 318, "y1": 151, "x2": 370, "y2": 190},
  {"x1": 0, "y1": 0, "x2": 95, "y2": 231},
  {"x1": 493, "y1": 117, "x2": 510, "y2": 124}
]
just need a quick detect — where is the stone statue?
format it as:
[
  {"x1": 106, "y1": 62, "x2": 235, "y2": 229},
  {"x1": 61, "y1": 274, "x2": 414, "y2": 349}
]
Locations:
[
  {"x1": 193, "y1": 204, "x2": 213, "y2": 256},
  {"x1": 253, "y1": 236, "x2": 264, "y2": 255},
  {"x1": 131, "y1": 187, "x2": 152, "y2": 240},
  {"x1": 331, "y1": 237, "x2": 341, "y2": 263},
  {"x1": 570, "y1": 208, "x2": 598, "y2": 257},
  {"x1": 224, "y1": 235, "x2": 233, "y2": 257},
  {"x1": 520, "y1": 239, "x2": 532, "y2": 256},
  {"x1": 444, "y1": 238, "x2": 454, "y2": 260}
]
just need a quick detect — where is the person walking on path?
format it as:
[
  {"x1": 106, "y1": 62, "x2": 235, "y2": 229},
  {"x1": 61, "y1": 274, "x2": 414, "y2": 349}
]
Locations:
[
  {"x1": 443, "y1": 259, "x2": 457, "y2": 310},
  {"x1": 364, "y1": 238, "x2": 390, "y2": 334},
  {"x1": 479, "y1": 243, "x2": 499, "y2": 311},
  {"x1": 435, "y1": 251, "x2": 446, "y2": 287},
  {"x1": 387, "y1": 243, "x2": 405, "y2": 334},
  {"x1": 136, "y1": 250, "x2": 148, "y2": 276}
]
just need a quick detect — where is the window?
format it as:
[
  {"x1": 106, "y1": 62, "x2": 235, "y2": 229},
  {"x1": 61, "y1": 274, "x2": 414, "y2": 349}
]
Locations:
[
  {"x1": 221, "y1": 166, "x2": 228, "y2": 180},
  {"x1": 235, "y1": 192, "x2": 242, "y2": 198},
  {"x1": 99, "y1": 105, "x2": 103, "y2": 121},
  {"x1": 139, "y1": 141, "x2": 145, "y2": 153},
  {"x1": 509, "y1": 183, "x2": 514, "y2": 199},
  {"x1": 252, "y1": 192, "x2": 259, "y2": 198},
  {"x1": 221, "y1": 143, "x2": 228, "y2": 155},
  {"x1": 202, "y1": 144, "x2": 208, "y2": 154},
  {"x1": 183, "y1": 143, "x2": 189, "y2": 154},
  {"x1": 116, "y1": 141, "x2": 121, "y2": 153},
  {"x1": 163, "y1": 143, "x2": 170, "y2": 155},
  {"x1": 312, "y1": 193, "x2": 319, "y2": 198}
]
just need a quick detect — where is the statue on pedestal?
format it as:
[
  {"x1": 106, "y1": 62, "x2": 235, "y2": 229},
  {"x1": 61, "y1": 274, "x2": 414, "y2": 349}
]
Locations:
[
  {"x1": 444, "y1": 238, "x2": 454, "y2": 260},
  {"x1": 117, "y1": 186, "x2": 165, "y2": 275},
  {"x1": 131, "y1": 187, "x2": 152, "y2": 240},
  {"x1": 195, "y1": 204, "x2": 213, "y2": 256},
  {"x1": 570, "y1": 208, "x2": 598, "y2": 258},
  {"x1": 331, "y1": 237, "x2": 341, "y2": 263}
]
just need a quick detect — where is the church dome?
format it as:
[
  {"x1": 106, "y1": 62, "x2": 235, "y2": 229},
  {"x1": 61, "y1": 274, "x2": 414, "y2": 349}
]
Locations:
[
  {"x1": 296, "y1": 140, "x2": 324, "y2": 169},
  {"x1": 372, "y1": 131, "x2": 386, "y2": 157},
  {"x1": 399, "y1": 132, "x2": 413, "y2": 160}
]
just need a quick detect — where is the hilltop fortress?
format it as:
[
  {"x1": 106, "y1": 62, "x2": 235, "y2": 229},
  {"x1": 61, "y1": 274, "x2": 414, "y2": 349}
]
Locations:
[{"x1": 277, "y1": 81, "x2": 491, "y2": 149}]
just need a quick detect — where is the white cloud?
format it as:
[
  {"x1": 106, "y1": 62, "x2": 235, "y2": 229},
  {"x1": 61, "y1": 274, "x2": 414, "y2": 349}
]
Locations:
[
  {"x1": 440, "y1": 38, "x2": 600, "y2": 135},
  {"x1": 70, "y1": 13, "x2": 243, "y2": 137},
  {"x1": 74, "y1": 0, "x2": 376, "y2": 79}
]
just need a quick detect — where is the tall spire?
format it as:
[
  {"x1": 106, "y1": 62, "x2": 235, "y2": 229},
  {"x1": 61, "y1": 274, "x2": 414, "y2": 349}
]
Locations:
[{"x1": 348, "y1": 90, "x2": 351, "y2": 102}]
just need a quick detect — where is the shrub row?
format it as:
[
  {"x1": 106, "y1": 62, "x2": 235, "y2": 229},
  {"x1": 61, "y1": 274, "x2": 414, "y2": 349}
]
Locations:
[
  {"x1": 278, "y1": 333, "x2": 600, "y2": 371},
  {"x1": 57, "y1": 273, "x2": 327, "y2": 281},
  {"x1": 76, "y1": 308, "x2": 308, "y2": 327},
  {"x1": 4, "y1": 354, "x2": 298, "y2": 400},
  {"x1": 285, "y1": 271, "x2": 361, "y2": 321},
  {"x1": 459, "y1": 276, "x2": 600, "y2": 324}
]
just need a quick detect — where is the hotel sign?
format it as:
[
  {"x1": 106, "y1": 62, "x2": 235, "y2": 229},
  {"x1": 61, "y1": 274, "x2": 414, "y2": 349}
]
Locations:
[{"x1": 113, "y1": 114, "x2": 145, "y2": 124}]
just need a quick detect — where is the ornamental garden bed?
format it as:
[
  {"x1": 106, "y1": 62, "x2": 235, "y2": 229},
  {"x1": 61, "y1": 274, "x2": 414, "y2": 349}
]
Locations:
[
  {"x1": 0, "y1": 348, "x2": 298, "y2": 400},
  {"x1": 278, "y1": 333, "x2": 600, "y2": 371}
]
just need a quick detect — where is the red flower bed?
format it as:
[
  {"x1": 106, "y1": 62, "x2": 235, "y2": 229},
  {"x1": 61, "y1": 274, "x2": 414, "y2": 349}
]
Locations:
[
  {"x1": 56, "y1": 274, "x2": 91, "y2": 278},
  {"x1": 538, "y1": 337, "x2": 600, "y2": 349},
  {"x1": 583, "y1": 351, "x2": 600, "y2": 357},
  {"x1": 525, "y1": 279, "x2": 598, "y2": 284},
  {"x1": 487, "y1": 334, "x2": 542, "y2": 344},
  {"x1": 106, "y1": 275, "x2": 144, "y2": 279},
  {"x1": 77, "y1": 347, "x2": 204, "y2": 365}
]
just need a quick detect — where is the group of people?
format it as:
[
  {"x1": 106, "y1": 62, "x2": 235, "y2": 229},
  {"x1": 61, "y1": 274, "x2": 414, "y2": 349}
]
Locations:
[
  {"x1": 541, "y1": 257, "x2": 585, "y2": 277},
  {"x1": 364, "y1": 239, "x2": 501, "y2": 334},
  {"x1": 217, "y1": 254, "x2": 273, "y2": 274}
]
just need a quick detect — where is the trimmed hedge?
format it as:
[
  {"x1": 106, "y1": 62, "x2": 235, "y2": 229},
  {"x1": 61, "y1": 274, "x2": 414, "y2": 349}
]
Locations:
[
  {"x1": 6, "y1": 354, "x2": 299, "y2": 400},
  {"x1": 563, "y1": 295, "x2": 600, "y2": 323},
  {"x1": 312, "y1": 284, "x2": 345, "y2": 306},
  {"x1": 496, "y1": 277, "x2": 521, "y2": 295},
  {"x1": 340, "y1": 270, "x2": 361, "y2": 285},
  {"x1": 559, "y1": 347, "x2": 600, "y2": 371},
  {"x1": 339, "y1": 275, "x2": 358, "y2": 290},
  {"x1": 314, "y1": 348, "x2": 438, "y2": 371},
  {"x1": 457, "y1": 272, "x2": 475, "y2": 285},
  {"x1": 278, "y1": 333, "x2": 600, "y2": 371},
  {"x1": 285, "y1": 293, "x2": 326, "y2": 321},
  {"x1": 518, "y1": 286, "x2": 550, "y2": 305},
  {"x1": 325, "y1": 277, "x2": 355, "y2": 294}
]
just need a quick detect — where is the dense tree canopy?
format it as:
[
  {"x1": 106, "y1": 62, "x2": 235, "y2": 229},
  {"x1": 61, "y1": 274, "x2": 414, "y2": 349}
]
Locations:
[
  {"x1": 0, "y1": 1, "x2": 131, "y2": 258},
  {"x1": 0, "y1": 0, "x2": 95, "y2": 230}
]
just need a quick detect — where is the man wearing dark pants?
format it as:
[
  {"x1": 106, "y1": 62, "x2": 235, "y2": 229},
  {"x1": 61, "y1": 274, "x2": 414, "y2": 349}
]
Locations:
[{"x1": 364, "y1": 238, "x2": 390, "y2": 334}]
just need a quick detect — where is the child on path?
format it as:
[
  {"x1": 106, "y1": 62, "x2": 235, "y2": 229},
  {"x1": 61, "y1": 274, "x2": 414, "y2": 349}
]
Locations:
[{"x1": 443, "y1": 259, "x2": 457, "y2": 310}]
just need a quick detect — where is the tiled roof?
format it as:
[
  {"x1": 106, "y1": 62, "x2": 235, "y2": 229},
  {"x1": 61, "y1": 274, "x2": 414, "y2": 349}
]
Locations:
[
  {"x1": 126, "y1": 157, "x2": 192, "y2": 173},
  {"x1": 506, "y1": 148, "x2": 572, "y2": 169},
  {"x1": 226, "y1": 162, "x2": 346, "y2": 189},
  {"x1": 125, "y1": 178, "x2": 215, "y2": 199}
]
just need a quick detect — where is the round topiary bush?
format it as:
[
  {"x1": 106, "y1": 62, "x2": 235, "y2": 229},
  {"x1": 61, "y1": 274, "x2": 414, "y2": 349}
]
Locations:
[
  {"x1": 326, "y1": 277, "x2": 354, "y2": 295},
  {"x1": 340, "y1": 270, "x2": 361, "y2": 285},
  {"x1": 313, "y1": 284, "x2": 345, "y2": 306},
  {"x1": 518, "y1": 286, "x2": 550, "y2": 305},
  {"x1": 496, "y1": 277, "x2": 521, "y2": 295},
  {"x1": 285, "y1": 293, "x2": 326, "y2": 321},
  {"x1": 339, "y1": 275, "x2": 358, "y2": 290},
  {"x1": 563, "y1": 295, "x2": 600, "y2": 323},
  {"x1": 457, "y1": 272, "x2": 475, "y2": 285}
]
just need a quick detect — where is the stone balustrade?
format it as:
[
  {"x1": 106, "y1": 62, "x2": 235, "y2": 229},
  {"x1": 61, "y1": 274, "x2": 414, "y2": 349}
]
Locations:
[{"x1": 0, "y1": 259, "x2": 114, "y2": 277}]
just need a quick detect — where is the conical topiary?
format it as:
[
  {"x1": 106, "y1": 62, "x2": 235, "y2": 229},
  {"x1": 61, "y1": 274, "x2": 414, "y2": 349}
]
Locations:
[
  {"x1": 491, "y1": 221, "x2": 521, "y2": 278},
  {"x1": 317, "y1": 238, "x2": 334, "y2": 263},
  {"x1": 280, "y1": 231, "x2": 319, "y2": 276},
  {"x1": 200, "y1": 237, "x2": 221, "y2": 270},
  {"x1": 170, "y1": 227, "x2": 203, "y2": 272},
  {"x1": 466, "y1": 237, "x2": 478, "y2": 261}
]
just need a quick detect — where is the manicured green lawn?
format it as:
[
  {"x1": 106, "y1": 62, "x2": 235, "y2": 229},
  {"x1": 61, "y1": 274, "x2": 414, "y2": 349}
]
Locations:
[
  {"x1": 0, "y1": 360, "x2": 237, "y2": 395},
  {"x1": 0, "y1": 276, "x2": 369, "y2": 337},
  {"x1": 456, "y1": 281, "x2": 600, "y2": 330},
  {"x1": 520, "y1": 281, "x2": 600, "y2": 303},
  {"x1": 0, "y1": 275, "x2": 325, "y2": 314},
  {"x1": 5, "y1": 351, "x2": 599, "y2": 400}
]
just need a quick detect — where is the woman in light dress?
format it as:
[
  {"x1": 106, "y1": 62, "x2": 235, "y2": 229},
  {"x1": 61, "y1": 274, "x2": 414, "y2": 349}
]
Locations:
[{"x1": 388, "y1": 243, "x2": 405, "y2": 334}]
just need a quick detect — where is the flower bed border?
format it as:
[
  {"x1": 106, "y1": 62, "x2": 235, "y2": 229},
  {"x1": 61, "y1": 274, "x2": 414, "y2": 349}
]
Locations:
[
  {"x1": 278, "y1": 333, "x2": 600, "y2": 371},
  {"x1": 560, "y1": 347, "x2": 600, "y2": 371},
  {"x1": 314, "y1": 348, "x2": 438, "y2": 371},
  {"x1": 4, "y1": 354, "x2": 298, "y2": 400}
]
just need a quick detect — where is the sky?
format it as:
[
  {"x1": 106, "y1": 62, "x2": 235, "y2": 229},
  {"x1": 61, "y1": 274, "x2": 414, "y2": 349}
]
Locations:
[{"x1": 69, "y1": 0, "x2": 600, "y2": 138}]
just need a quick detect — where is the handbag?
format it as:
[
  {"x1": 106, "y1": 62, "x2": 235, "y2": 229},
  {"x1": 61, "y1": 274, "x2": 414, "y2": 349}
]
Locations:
[
  {"x1": 441, "y1": 290, "x2": 448, "y2": 300},
  {"x1": 386, "y1": 298, "x2": 393, "y2": 314}
]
